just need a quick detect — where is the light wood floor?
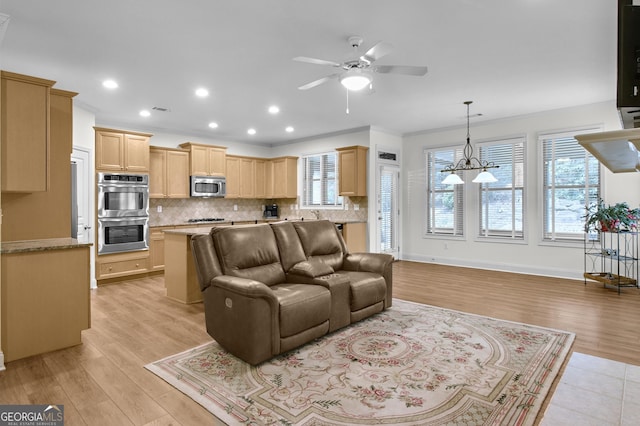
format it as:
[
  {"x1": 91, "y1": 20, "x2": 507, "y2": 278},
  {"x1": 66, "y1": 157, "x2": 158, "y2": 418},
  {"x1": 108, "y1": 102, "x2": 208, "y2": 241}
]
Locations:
[{"x1": 1, "y1": 260, "x2": 640, "y2": 425}]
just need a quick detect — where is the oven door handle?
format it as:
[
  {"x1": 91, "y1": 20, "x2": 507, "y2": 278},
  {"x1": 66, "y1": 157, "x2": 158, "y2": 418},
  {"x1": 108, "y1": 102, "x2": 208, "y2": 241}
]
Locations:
[{"x1": 99, "y1": 217, "x2": 148, "y2": 222}]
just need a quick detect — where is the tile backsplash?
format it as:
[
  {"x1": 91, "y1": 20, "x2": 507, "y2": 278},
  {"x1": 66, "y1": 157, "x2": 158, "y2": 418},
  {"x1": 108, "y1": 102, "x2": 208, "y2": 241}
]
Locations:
[{"x1": 149, "y1": 196, "x2": 368, "y2": 226}]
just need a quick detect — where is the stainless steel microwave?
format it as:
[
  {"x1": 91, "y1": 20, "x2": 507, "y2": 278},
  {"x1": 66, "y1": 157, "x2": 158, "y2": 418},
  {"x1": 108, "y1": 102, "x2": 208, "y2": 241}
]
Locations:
[{"x1": 190, "y1": 176, "x2": 226, "y2": 197}]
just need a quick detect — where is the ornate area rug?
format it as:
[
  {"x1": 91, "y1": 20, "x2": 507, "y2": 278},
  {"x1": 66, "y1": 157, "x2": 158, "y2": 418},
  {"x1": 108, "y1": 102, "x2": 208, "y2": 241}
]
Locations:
[{"x1": 145, "y1": 299, "x2": 574, "y2": 425}]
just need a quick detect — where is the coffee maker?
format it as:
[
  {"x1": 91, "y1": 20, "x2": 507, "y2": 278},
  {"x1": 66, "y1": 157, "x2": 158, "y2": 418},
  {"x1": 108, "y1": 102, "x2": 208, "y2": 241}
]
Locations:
[{"x1": 264, "y1": 203, "x2": 278, "y2": 218}]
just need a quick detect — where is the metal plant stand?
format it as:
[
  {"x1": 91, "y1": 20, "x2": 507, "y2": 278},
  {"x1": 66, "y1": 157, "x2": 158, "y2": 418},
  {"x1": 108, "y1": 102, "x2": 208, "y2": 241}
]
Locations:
[{"x1": 584, "y1": 230, "x2": 639, "y2": 294}]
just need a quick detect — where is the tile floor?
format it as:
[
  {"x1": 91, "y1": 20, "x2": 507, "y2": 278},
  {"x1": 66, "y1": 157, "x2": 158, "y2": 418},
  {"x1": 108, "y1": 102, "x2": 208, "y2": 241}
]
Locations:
[{"x1": 541, "y1": 352, "x2": 640, "y2": 425}]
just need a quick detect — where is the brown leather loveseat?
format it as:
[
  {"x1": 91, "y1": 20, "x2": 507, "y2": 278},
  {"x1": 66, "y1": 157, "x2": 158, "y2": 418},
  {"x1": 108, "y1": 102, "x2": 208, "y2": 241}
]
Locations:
[{"x1": 190, "y1": 220, "x2": 393, "y2": 365}]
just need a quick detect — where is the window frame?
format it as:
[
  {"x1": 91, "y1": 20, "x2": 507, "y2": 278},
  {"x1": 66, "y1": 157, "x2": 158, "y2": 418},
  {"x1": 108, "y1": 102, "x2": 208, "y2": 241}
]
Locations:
[
  {"x1": 424, "y1": 146, "x2": 465, "y2": 239},
  {"x1": 476, "y1": 136, "x2": 526, "y2": 242},
  {"x1": 300, "y1": 151, "x2": 343, "y2": 209},
  {"x1": 538, "y1": 127, "x2": 603, "y2": 245}
]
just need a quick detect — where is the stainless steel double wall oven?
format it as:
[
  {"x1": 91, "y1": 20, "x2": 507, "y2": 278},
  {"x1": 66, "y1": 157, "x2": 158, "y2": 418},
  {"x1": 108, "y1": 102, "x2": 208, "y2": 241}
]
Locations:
[{"x1": 97, "y1": 172, "x2": 150, "y2": 254}]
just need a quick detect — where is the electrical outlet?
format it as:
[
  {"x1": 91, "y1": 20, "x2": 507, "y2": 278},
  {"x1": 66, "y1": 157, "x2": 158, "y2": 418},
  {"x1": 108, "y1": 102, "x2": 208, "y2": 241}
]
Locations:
[
  {"x1": 233, "y1": 204, "x2": 238, "y2": 211},
  {"x1": 157, "y1": 205, "x2": 162, "y2": 213},
  {"x1": 354, "y1": 204, "x2": 359, "y2": 211}
]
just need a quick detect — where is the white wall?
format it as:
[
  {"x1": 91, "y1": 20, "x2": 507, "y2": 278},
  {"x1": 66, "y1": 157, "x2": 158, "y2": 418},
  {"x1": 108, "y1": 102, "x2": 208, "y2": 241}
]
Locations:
[{"x1": 401, "y1": 101, "x2": 640, "y2": 279}]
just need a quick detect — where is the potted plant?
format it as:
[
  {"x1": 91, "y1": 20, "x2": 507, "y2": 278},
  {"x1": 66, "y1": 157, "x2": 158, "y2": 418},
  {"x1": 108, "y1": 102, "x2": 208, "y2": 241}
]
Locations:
[{"x1": 584, "y1": 199, "x2": 640, "y2": 232}]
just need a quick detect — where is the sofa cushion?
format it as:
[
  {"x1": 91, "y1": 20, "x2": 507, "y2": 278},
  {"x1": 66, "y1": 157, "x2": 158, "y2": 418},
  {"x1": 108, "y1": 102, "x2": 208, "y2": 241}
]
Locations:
[
  {"x1": 293, "y1": 220, "x2": 346, "y2": 271},
  {"x1": 335, "y1": 271, "x2": 387, "y2": 311},
  {"x1": 211, "y1": 225, "x2": 285, "y2": 286},
  {"x1": 271, "y1": 221, "x2": 307, "y2": 271},
  {"x1": 270, "y1": 283, "x2": 331, "y2": 338},
  {"x1": 289, "y1": 259, "x2": 334, "y2": 278}
]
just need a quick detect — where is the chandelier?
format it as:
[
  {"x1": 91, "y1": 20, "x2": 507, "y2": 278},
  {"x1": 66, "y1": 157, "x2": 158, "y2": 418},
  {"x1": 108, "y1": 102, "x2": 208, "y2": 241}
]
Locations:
[{"x1": 441, "y1": 101, "x2": 499, "y2": 185}]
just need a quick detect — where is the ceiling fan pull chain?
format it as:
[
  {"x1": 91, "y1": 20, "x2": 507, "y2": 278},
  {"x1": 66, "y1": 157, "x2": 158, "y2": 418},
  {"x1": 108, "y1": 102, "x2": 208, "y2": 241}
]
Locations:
[{"x1": 346, "y1": 88, "x2": 350, "y2": 114}]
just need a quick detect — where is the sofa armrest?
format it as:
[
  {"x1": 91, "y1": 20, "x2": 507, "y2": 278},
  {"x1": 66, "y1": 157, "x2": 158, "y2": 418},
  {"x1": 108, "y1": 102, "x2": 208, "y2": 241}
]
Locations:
[
  {"x1": 343, "y1": 252, "x2": 394, "y2": 275},
  {"x1": 289, "y1": 259, "x2": 334, "y2": 278},
  {"x1": 211, "y1": 275, "x2": 278, "y2": 305}
]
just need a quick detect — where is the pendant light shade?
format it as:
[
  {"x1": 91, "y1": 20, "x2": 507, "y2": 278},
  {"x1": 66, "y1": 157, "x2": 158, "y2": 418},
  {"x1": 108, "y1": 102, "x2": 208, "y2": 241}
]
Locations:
[
  {"x1": 441, "y1": 101, "x2": 499, "y2": 185},
  {"x1": 441, "y1": 172, "x2": 464, "y2": 185},
  {"x1": 472, "y1": 169, "x2": 498, "y2": 183}
]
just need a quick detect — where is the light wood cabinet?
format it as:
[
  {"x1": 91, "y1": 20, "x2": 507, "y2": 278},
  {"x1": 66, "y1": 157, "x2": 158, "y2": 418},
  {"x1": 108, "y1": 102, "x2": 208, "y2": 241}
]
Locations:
[
  {"x1": 95, "y1": 127, "x2": 151, "y2": 172},
  {"x1": 1, "y1": 246, "x2": 91, "y2": 362},
  {"x1": 225, "y1": 156, "x2": 241, "y2": 198},
  {"x1": 96, "y1": 251, "x2": 149, "y2": 281},
  {"x1": 240, "y1": 157, "x2": 255, "y2": 198},
  {"x1": 150, "y1": 226, "x2": 173, "y2": 271},
  {"x1": 342, "y1": 222, "x2": 367, "y2": 252},
  {"x1": 179, "y1": 142, "x2": 226, "y2": 176},
  {"x1": 149, "y1": 147, "x2": 190, "y2": 198},
  {"x1": 1, "y1": 71, "x2": 55, "y2": 192},
  {"x1": 255, "y1": 159, "x2": 267, "y2": 198},
  {"x1": 269, "y1": 156, "x2": 298, "y2": 198},
  {"x1": 337, "y1": 146, "x2": 368, "y2": 196}
]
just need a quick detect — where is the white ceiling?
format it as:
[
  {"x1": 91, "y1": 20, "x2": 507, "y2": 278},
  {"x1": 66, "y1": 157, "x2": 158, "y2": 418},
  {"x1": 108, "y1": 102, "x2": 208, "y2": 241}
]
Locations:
[{"x1": 0, "y1": 0, "x2": 617, "y2": 145}]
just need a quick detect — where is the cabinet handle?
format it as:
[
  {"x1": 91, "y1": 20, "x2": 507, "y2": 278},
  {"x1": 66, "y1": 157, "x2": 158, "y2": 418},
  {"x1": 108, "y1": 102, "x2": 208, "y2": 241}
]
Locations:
[{"x1": 135, "y1": 263, "x2": 139, "y2": 267}]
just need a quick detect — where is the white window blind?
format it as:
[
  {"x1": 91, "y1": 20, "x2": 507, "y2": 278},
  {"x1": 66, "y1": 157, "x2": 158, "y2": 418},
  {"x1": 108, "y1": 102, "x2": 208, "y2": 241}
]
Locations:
[
  {"x1": 425, "y1": 147, "x2": 464, "y2": 236},
  {"x1": 478, "y1": 138, "x2": 525, "y2": 239},
  {"x1": 301, "y1": 152, "x2": 342, "y2": 208},
  {"x1": 541, "y1": 129, "x2": 600, "y2": 242}
]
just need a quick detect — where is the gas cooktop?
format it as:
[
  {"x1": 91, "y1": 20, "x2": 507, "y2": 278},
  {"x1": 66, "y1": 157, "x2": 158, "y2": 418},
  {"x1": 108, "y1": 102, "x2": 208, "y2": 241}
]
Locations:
[{"x1": 187, "y1": 218, "x2": 225, "y2": 223}]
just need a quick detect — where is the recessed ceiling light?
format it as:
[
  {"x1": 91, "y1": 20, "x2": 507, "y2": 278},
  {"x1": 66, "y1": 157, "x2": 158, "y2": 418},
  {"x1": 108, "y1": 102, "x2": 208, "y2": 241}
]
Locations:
[
  {"x1": 139, "y1": 110, "x2": 151, "y2": 117},
  {"x1": 247, "y1": 128, "x2": 257, "y2": 135},
  {"x1": 102, "y1": 79, "x2": 118, "y2": 89},
  {"x1": 195, "y1": 88, "x2": 209, "y2": 97},
  {"x1": 208, "y1": 122, "x2": 219, "y2": 129},
  {"x1": 285, "y1": 126, "x2": 294, "y2": 133},
  {"x1": 268, "y1": 105, "x2": 280, "y2": 114}
]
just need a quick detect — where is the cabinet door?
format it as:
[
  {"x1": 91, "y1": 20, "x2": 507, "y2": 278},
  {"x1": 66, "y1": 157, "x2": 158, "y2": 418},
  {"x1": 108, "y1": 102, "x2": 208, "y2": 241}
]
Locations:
[
  {"x1": 255, "y1": 159, "x2": 266, "y2": 198},
  {"x1": 124, "y1": 134, "x2": 150, "y2": 172},
  {"x1": 225, "y1": 156, "x2": 240, "y2": 198},
  {"x1": 1, "y1": 75, "x2": 52, "y2": 192},
  {"x1": 190, "y1": 145, "x2": 209, "y2": 176},
  {"x1": 240, "y1": 157, "x2": 255, "y2": 198},
  {"x1": 96, "y1": 131, "x2": 124, "y2": 171},
  {"x1": 338, "y1": 146, "x2": 367, "y2": 196},
  {"x1": 208, "y1": 147, "x2": 226, "y2": 176},
  {"x1": 166, "y1": 150, "x2": 190, "y2": 198},
  {"x1": 149, "y1": 149, "x2": 166, "y2": 198},
  {"x1": 271, "y1": 158, "x2": 286, "y2": 198},
  {"x1": 150, "y1": 227, "x2": 169, "y2": 271}
]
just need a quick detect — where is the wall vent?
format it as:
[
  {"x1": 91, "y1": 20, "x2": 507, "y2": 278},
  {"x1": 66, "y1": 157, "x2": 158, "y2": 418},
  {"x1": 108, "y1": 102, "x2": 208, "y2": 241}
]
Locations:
[
  {"x1": 378, "y1": 150, "x2": 399, "y2": 164},
  {"x1": 152, "y1": 106, "x2": 170, "y2": 112}
]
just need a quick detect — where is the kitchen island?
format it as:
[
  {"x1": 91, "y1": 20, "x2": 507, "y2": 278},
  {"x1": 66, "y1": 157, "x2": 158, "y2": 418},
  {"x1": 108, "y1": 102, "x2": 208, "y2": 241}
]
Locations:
[{"x1": 1, "y1": 238, "x2": 92, "y2": 362}]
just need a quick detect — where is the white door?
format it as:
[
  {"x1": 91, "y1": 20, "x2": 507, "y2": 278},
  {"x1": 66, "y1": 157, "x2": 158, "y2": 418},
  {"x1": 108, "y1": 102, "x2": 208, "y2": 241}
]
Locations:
[
  {"x1": 71, "y1": 147, "x2": 92, "y2": 243},
  {"x1": 377, "y1": 164, "x2": 400, "y2": 257}
]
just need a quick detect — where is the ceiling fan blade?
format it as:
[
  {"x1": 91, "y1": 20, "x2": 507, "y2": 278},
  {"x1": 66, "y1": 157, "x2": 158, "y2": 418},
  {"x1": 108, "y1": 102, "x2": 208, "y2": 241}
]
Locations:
[
  {"x1": 293, "y1": 56, "x2": 342, "y2": 67},
  {"x1": 361, "y1": 41, "x2": 393, "y2": 62},
  {"x1": 373, "y1": 65, "x2": 429, "y2": 76},
  {"x1": 298, "y1": 74, "x2": 339, "y2": 90}
]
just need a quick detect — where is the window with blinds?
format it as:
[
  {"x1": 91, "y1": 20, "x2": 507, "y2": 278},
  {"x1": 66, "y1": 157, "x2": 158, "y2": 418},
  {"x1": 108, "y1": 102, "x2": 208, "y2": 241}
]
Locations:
[
  {"x1": 301, "y1": 152, "x2": 342, "y2": 208},
  {"x1": 478, "y1": 137, "x2": 525, "y2": 239},
  {"x1": 541, "y1": 129, "x2": 601, "y2": 242},
  {"x1": 425, "y1": 147, "x2": 464, "y2": 236}
]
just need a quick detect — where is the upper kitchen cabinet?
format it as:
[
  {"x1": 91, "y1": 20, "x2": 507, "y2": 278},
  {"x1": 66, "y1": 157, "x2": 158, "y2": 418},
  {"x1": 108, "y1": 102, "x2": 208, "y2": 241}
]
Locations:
[
  {"x1": 149, "y1": 146, "x2": 190, "y2": 198},
  {"x1": 268, "y1": 156, "x2": 298, "y2": 198},
  {"x1": 1, "y1": 71, "x2": 55, "y2": 192},
  {"x1": 95, "y1": 127, "x2": 151, "y2": 172},
  {"x1": 336, "y1": 146, "x2": 368, "y2": 197},
  {"x1": 179, "y1": 142, "x2": 226, "y2": 176},
  {"x1": 225, "y1": 155, "x2": 256, "y2": 198}
]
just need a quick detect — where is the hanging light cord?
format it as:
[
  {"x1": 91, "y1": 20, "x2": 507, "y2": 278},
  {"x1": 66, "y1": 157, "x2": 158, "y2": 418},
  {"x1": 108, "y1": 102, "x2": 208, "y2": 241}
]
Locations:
[{"x1": 440, "y1": 101, "x2": 499, "y2": 174}]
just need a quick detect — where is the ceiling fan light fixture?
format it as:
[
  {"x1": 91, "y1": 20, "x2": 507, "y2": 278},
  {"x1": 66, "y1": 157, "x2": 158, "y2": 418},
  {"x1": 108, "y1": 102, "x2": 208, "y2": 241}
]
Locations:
[{"x1": 340, "y1": 69, "x2": 372, "y2": 91}]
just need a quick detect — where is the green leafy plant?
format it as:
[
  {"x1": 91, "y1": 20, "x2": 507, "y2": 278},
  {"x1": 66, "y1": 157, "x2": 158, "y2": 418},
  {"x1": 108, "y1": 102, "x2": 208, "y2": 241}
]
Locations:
[{"x1": 584, "y1": 199, "x2": 640, "y2": 232}]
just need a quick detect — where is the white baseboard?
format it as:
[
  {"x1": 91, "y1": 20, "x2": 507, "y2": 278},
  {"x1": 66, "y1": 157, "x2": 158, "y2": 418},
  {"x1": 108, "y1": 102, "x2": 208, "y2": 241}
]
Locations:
[
  {"x1": 0, "y1": 351, "x2": 5, "y2": 371},
  {"x1": 400, "y1": 252, "x2": 583, "y2": 281}
]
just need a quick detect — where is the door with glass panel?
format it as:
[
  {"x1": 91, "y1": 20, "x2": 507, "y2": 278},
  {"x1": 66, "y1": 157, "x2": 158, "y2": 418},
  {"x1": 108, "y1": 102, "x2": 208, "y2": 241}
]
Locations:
[{"x1": 377, "y1": 165, "x2": 399, "y2": 256}]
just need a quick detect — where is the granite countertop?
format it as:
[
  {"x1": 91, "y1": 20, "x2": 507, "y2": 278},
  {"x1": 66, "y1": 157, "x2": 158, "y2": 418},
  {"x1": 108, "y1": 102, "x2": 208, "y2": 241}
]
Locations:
[
  {"x1": 1, "y1": 238, "x2": 93, "y2": 254},
  {"x1": 152, "y1": 218, "x2": 366, "y2": 228}
]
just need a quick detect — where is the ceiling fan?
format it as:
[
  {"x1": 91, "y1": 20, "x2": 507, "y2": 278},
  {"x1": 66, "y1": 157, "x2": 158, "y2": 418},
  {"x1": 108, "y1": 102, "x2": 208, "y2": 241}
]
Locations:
[{"x1": 294, "y1": 35, "x2": 428, "y2": 92}]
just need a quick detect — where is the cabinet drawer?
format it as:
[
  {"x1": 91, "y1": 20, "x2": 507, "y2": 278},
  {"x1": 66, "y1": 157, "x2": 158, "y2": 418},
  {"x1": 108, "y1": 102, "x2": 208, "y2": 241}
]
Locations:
[{"x1": 98, "y1": 256, "x2": 149, "y2": 279}]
